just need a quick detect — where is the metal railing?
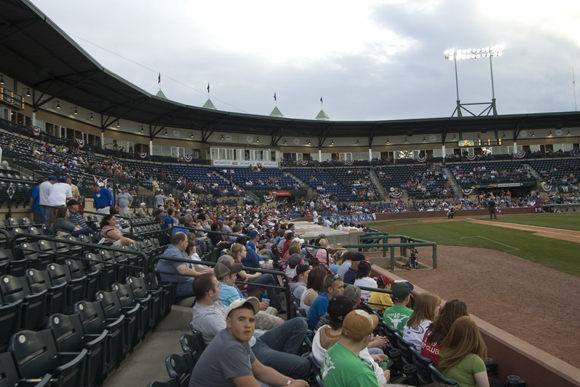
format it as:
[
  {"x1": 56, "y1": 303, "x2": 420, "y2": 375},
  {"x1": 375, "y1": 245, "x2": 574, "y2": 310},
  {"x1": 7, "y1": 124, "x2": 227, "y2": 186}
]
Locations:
[
  {"x1": 343, "y1": 235, "x2": 437, "y2": 270},
  {"x1": 11, "y1": 232, "x2": 149, "y2": 271},
  {"x1": 150, "y1": 255, "x2": 292, "y2": 320}
]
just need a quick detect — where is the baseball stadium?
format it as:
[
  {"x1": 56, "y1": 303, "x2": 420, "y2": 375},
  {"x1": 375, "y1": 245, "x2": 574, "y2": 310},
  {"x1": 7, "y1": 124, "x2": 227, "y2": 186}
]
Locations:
[{"x1": 0, "y1": 1, "x2": 579, "y2": 387}]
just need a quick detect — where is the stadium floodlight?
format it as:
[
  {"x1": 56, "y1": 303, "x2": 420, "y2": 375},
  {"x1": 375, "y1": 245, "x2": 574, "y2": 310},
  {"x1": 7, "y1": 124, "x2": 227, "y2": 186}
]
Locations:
[
  {"x1": 74, "y1": 107, "x2": 78, "y2": 115},
  {"x1": 444, "y1": 45, "x2": 503, "y2": 117}
]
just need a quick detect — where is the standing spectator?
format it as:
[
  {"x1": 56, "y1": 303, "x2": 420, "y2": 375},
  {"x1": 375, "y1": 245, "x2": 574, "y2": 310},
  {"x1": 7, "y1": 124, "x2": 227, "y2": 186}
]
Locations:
[
  {"x1": 154, "y1": 190, "x2": 165, "y2": 208},
  {"x1": 38, "y1": 176, "x2": 56, "y2": 225},
  {"x1": 67, "y1": 175, "x2": 80, "y2": 201},
  {"x1": 91, "y1": 182, "x2": 114, "y2": 222},
  {"x1": 46, "y1": 177, "x2": 72, "y2": 223},
  {"x1": 403, "y1": 292, "x2": 441, "y2": 351},
  {"x1": 29, "y1": 178, "x2": 45, "y2": 225},
  {"x1": 116, "y1": 186, "x2": 133, "y2": 216}
]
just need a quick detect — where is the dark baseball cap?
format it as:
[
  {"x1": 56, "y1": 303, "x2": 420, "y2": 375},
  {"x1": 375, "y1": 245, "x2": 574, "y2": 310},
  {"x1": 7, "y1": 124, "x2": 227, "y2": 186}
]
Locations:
[
  {"x1": 293, "y1": 263, "x2": 310, "y2": 280},
  {"x1": 67, "y1": 199, "x2": 80, "y2": 207},
  {"x1": 328, "y1": 295, "x2": 353, "y2": 324},
  {"x1": 351, "y1": 253, "x2": 366, "y2": 262},
  {"x1": 287, "y1": 253, "x2": 303, "y2": 269},
  {"x1": 392, "y1": 282, "x2": 412, "y2": 301},
  {"x1": 48, "y1": 175, "x2": 57, "y2": 181}
]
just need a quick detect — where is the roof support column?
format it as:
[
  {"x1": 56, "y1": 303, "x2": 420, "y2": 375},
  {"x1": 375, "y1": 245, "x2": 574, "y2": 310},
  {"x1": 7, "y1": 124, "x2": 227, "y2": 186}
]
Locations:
[
  {"x1": 150, "y1": 139, "x2": 153, "y2": 155},
  {"x1": 100, "y1": 130, "x2": 105, "y2": 148},
  {"x1": 442, "y1": 144, "x2": 446, "y2": 157},
  {"x1": 319, "y1": 149, "x2": 322, "y2": 161},
  {"x1": 369, "y1": 148, "x2": 372, "y2": 161}
]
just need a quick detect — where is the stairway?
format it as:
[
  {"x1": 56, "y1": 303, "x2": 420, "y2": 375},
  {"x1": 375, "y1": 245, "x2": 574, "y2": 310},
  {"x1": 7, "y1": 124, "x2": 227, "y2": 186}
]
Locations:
[
  {"x1": 443, "y1": 166, "x2": 463, "y2": 197},
  {"x1": 285, "y1": 171, "x2": 317, "y2": 197},
  {"x1": 369, "y1": 169, "x2": 388, "y2": 199},
  {"x1": 525, "y1": 163, "x2": 544, "y2": 184}
]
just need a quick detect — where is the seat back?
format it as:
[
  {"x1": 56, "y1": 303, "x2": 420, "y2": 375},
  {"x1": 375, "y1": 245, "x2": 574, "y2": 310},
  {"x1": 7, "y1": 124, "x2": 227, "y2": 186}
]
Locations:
[
  {"x1": 0, "y1": 299, "x2": 23, "y2": 352},
  {"x1": 8, "y1": 329, "x2": 59, "y2": 380},
  {"x1": 25, "y1": 268, "x2": 51, "y2": 293},
  {"x1": 96, "y1": 290, "x2": 123, "y2": 319},
  {"x1": 411, "y1": 349, "x2": 433, "y2": 386},
  {"x1": 429, "y1": 364, "x2": 459, "y2": 387},
  {"x1": 165, "y1": 353, "x2": 195, "y2": 387},
  {"x1": 0, "y1": 352, "x2": 21, "y2": 387},
  {"x1": 113, "y1": 282, "x2": 137, "y2": 308},
  {"x1": 74, "y1": 300, "x2": 107, "y2": 335},
  {"x1": 179, "y1": 334, "x2": 203, "y2": 363},
  {"x1": 47, "y1": 263, "x2": 72, "y2": 286},
  {"x1": 0, "y1": 274, "x2": 31, "y2": 303},
  {"x1": 127, "y1": 275, "x2": 148, "y2": 299},
  {"x1": 47, "y1": 313, "x2": 86, "y2": 353}
]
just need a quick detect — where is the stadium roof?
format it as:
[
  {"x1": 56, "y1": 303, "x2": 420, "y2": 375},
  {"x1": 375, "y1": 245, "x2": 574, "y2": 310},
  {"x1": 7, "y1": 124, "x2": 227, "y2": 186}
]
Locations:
[{"x1": 1, "y1": 0, "x2": 580, "y2": 145}]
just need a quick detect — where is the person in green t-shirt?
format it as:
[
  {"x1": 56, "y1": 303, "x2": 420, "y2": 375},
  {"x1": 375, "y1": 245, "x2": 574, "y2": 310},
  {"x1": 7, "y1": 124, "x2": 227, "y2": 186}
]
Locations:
[
  {"x1": 383, "y1": 282, "x2": 413, "y2": 334},
  {"x1": 321, "y1": 310, "x2": 382, "y2": 387},
  {"x1": 439, "y1": 316, "x2": 489, "y2": 387}
]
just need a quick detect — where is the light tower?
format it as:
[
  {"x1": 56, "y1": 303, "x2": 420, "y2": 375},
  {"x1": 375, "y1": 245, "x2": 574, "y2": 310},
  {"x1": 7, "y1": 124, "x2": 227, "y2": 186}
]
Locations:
[{"x1": 444, "y1": 45, "x2": 503, "y2": 117}]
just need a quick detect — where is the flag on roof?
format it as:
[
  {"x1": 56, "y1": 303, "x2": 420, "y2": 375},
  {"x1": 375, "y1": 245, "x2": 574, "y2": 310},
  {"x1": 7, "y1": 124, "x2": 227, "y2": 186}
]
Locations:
[
  {"x1": 207, "y1": 83, "x2": 210, "y2": 93},
  {"x1": 158, "y1": 73, "x2": 161, "y2": 84},
  {"x1": 274, "y1": 92, "x2": 276, "y2": 101}
]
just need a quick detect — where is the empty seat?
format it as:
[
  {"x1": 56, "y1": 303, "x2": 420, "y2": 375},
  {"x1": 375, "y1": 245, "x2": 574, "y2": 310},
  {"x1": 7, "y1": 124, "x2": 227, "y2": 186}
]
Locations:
[
  {"x1": 96, "y1": 289, "x2": 139, "y2": 352},
  {"x1": 25, "y1": 268, "x2": 67, "y2": 316},
  {"x1": 74, "y1": 300, "x2": 125, "y2": 374},
  {"x1": 165, "y1": 353, "x2": 195, "y2": 387},
  {"x1": 0, "y1": 274, "x2": 47, "y2": 330},
  {"x1": 47, "y1": 263, "x2": 87, "y2": 313},
  {"x1": 0, "y1": 297, "x2": 23, "y2": 352},
  {"x1": 8, "y1": 329, "x2": 87, "y2": 387},
  {"x1": 48, "y1": 313, "x2": 108, "y2": 387}
]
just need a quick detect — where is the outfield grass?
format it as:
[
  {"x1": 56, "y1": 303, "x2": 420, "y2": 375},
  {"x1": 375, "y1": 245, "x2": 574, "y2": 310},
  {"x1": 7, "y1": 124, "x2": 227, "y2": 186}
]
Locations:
[
  {"x1": 390, "y1": 221, "x2": 580, "y2": 278},
  {"x1": 496, "y1": 213, "x2": 580, "y2": 232},
  {"x1": 369, "y1": 220, "x2": 421, "y2": 227}
]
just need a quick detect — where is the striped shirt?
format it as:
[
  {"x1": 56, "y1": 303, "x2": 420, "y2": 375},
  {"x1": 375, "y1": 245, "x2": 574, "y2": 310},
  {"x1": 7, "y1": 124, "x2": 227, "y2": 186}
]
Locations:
[{"x1": 68, "y1": 211, "x2": 88, "y2": 228}]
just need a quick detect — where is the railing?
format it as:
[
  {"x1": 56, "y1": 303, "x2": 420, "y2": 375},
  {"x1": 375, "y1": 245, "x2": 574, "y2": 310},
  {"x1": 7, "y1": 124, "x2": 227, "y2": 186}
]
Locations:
[
  {"x1": 150, "y1": 255, "x2": 292, "y2": 320},
  {"x1": 11, "y1": 232, "x2": 148, "y2": 271},
  {"x1": 343, "y1": 235, "x2": 437, "y2": 270}
]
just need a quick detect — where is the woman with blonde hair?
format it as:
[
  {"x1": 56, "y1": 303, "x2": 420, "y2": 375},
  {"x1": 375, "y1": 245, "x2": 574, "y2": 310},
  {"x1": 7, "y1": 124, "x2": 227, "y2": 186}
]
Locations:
[
  {"x1": 439, "y1": 316, "x2": 490, "y2": 387},
  {"x1": 403, "y1": 292, "x2": 441, "y2": 351}
]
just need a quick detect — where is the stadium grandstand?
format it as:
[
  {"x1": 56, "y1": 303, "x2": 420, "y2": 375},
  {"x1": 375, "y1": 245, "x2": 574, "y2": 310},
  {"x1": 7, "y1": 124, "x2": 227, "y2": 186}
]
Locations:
[{"x1": 1, "y1": 1, "x2": 580, "y2": 387}]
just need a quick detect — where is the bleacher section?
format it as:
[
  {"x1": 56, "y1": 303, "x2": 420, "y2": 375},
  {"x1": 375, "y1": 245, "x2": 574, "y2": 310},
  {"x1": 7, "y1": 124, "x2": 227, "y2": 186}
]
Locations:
[
  {"x1": 286, "y1": 168, "x2": 356, "y2": 201},
  {"x1": 325, "y1": 168, "x2": 380, "y2": 200},
  {"x1": 528, "y1": 158, "x2": 580, "y2": 187},
  {"x1": 215, "y1": 167, "x2": 300, "y2": 191},
  {"x1": 448, "y1": 161, "x2": 535, "y2": 188}
]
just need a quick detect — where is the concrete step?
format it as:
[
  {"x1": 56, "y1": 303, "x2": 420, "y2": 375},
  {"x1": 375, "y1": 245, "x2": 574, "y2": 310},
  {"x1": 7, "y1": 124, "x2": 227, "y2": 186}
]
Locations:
[{"x1": 103, "y1": 305, "x2": 192, "y2": 387}]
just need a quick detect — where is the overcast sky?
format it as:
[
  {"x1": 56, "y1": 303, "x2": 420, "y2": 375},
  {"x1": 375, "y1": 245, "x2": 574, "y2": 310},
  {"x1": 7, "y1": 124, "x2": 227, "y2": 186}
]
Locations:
[{"x1": 29, "y1": 0, "x2": 580, "y2": 121}]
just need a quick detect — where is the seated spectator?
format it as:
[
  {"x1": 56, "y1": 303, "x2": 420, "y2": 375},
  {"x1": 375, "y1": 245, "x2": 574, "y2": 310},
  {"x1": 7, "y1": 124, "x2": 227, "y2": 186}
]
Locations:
[
  {"x1": 353, "y1": 261, "x2": 377, "y2": 301},
  {"x1": 337, "y1": 251, "x2": 354, "y2": 279},
  {"x1": 383, "y1": 282, "x2": 413, "y2": 334},
  {"x1": 403, "y1": 292, "x2": 441, "y2": 351},
  {"x1": 172, "y1": 216, "x2": 190, "y2": 236},
  {"x1": 231, "y1": 243, "x2": 285, "y2": 314},
  {"x1": 343, "y1": 253, "x2": 367, "y2": 285},
  {"x1": 156, "y1": 232, "x2": 202, "y2": 298},
  {"x1": 215, "y1": 261, "x2": 282, "y2": 330},
  {"x1": 321, "y1": 309, "x2": 382, "y2": 387},
  {"x1": 99, "y1": 215, "x2": 136, "y2": 246},
  {"x1": 137, "y1": 202, "x2": 149, "y2": 218},
  {"x1": 190, "y1": 273, "x2": 311, "y2": 381},
  {"x1": 422, "y1": 299, "x2": 468, "y2": 368},
  {"x1": 289, "y1": 263, "x2": 310, "y2": 301},
  {"x1": 314, "y1": 238, "x2": 332, "y2": 270},
  {"x1": 285, "y1": 253, "x2": 303, "y2": 279},
  {"x1": 439, "y1": 316, "x2": 490, "y2": 387},
  {"x1": 368, "y1": 275, "x2": 395, "y2": 312},
  {"x1": 66, "y1": 199, "x2": 89, "y2": 229},
  {"x1": 307, "y1": 274, "x2": 345, "y2": 328},
  {"x1": 164, "y1": 208, "x2": 175, "y2": 230},
  {"x1": 312, "y1": 296, "x2": 389, "y2": 386},
  {"x1": 185, "y1": 241, "x2": 213, "y2": 275},
  {"x1": 52, "y1": 206, "x2": 93, "y2": 237},
  {"x1": 299, "y1": 266, "x2": 327, "y2": 313}
]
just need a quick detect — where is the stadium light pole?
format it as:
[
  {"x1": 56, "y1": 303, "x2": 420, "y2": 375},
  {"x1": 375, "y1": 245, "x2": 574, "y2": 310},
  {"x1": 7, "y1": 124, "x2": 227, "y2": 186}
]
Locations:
[{"x1": 444, "y1": 46, "x2": 503, "y2": 117}]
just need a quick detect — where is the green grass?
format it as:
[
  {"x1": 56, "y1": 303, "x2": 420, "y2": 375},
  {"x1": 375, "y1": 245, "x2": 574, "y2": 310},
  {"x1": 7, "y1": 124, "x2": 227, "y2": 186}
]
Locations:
[
  {"x1": 389, "y1": 221, "x2": 580, "y2": 278},
  {"x1": 495, "y1": 213, "x2": 580, "y2": 232},
  {"x1": 370, "y1": 220, "x2": 421, "y2": 227}
]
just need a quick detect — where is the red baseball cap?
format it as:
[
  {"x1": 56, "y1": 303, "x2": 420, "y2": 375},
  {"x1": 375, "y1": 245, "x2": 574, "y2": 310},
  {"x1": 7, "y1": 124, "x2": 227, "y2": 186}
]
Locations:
[{"x1": 378, "y1": 275, "x2": 395, "y2": 287}]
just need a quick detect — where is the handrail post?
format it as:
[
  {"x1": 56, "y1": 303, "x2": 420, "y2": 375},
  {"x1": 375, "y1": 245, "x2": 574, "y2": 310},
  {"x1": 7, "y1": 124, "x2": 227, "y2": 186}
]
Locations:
[
  {"x1": 390, "y1": 245, "x2": 395, "y2": 271},
  {"x1": 432, "y1": 243, "x2": 437, "y2": 269}
]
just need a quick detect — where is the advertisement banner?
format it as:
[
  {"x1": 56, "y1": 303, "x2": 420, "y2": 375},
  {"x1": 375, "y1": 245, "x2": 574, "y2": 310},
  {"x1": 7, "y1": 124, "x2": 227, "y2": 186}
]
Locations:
[
  {"x1": 268, "y1": 191, "x2": 291, "y2": 196},
  {"x1": 213, "y1": 160, "x2": 278, "y2": 167}
]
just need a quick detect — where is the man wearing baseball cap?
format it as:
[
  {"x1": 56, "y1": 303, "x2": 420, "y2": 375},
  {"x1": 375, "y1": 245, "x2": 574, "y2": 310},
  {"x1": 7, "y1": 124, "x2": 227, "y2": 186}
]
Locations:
[
  {"x1": 383, "y1": 282, "x2": 413, "y2": 334},
  {"x1": 321, "y1": 309, "x2": 381, "y2": 387},
  {"x1": 191, "y1": 273, "x2": 311, "y2": 382},
  {"x1": 189, "y1": 294, "x2": 308, "y2": 387},
  {"x1": 289, "y1": 263, "x2": 310, "y2": 300},
  {"x1": 67, "y1": 199, "x2": 89, "y2": 229},
  {"x1": 368, "y1": 275, "x2": 395, "y2": 312}
]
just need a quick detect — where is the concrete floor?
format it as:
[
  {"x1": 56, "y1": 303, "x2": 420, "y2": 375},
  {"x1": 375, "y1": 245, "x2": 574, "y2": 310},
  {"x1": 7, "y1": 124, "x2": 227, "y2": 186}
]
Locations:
[{"x1": 103, "y1": 306, "x2": 192, "y2": 387}]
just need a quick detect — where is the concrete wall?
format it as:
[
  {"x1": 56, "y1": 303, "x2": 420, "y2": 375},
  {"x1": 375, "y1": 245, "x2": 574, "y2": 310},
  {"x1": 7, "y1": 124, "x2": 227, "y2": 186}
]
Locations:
[
  {"x1": 375, "y1": 207, "x2": 535, "y2": 221},
  {"x1": 370, "y1": 265, "x2": 580, "y2": 387}
]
